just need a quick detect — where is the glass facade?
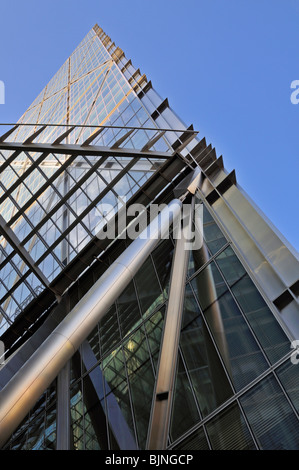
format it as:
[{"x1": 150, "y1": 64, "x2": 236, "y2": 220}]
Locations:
[{"x1": 1, "y1": 25, "x2": 299, "y2": 451}]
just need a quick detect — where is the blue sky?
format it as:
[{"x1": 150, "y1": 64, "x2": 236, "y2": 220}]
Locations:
[{"x1": 0, "y1": 0, "x2": 298, "y2": 251}]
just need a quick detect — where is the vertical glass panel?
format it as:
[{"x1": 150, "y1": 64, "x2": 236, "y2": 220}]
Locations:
[
  {"x1": 206, "y1": 402, "x2": 256, "y2": 450},
  {"x1": 188, "y1": 202, "x2": 214, "y2": 277},
  {"x1": 173, "y1": 426, "x2": 210, "y2": 450},
  {"x1": 26, "y1": 413, "x2": 45, "y2": 450},
  {"x1": 116, "y1": 280, "x2": 142, "y2": 338},
  {"x1": 85, "y1": 325, "x2": 101, "y2": 362},
  {"x1": 9, "y1": 430, "x2": 28, "y2": 450},
  {"x1": 192, "y1": 262, "x2": 268, "y2": 391},
  {"x1": 276, "y1": 360, "x2": 299, "y2": 413},
  {"x1": 215, "y1": 245, "x2": 246, "y2": 285},
  {"x1": 240, "y1": 375, "x2": 299, "y2": 449},
  {"x1": 145, "y1": 308, "x2": 165, "y2": 373},
  {"x1": 201, "y1": 203, "x2": 227, "y2": 255},
  {"x1": 99, "y1": 303, "x2": 121, "y2": 357},
  {"x1": 134, "y1": 257, "x2": 164, "y2": 318},
  {"x1": 44, "y1": 404, "x2": 56, "y2": 450},
  {"x1": 70, "y1": 381, "x2": 85, "y2": 450},
  {"x1": 151, "y1": 238, "x2": 174, "y2": 295},
  {"x1": 82, "y1": 374, "x2": 107, "y2": 449},
  {"x1": 216, "y1": 246, "x2": 290, "y2": 363},
  {"x1": 84, "y1": 411, "x2": 102, "y2": 450},
  {"x1": 191, "y1": 261, "x2": 227, "y2": 310},
  {"x1": 102, "y1": 346, "x2": 136, "y2": 449},
  {"x1": 170, "y1": 354, "x2": 201, "y2": 443},
  {"x1": 124, "y1": 328, "x2": 154, "y2": 449},
  {"x1": 180, "y1": 285, "x2": 233, "y2": 417},
  {"x1": 4, "y1": 386, "x2": 56, "y2": 450},
  {"x1": 188, "y1": 243, "x2": 211, "y2": 279},
  {"x1": 232, "y1": 276, "x2": 290, "y2": 364}
]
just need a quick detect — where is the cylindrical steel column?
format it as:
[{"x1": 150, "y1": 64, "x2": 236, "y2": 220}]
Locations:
[
  {"x1": 0, "y1": 199, "x2": 182, "y2": 449},
  {"x1": 146, "y1": 199, "x2": 194, "y2": 450},
  {"x1": 56, "y1": 362, "x2": 71, "y2": 450}
]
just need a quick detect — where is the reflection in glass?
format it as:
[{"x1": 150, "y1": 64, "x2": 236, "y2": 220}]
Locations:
[
  {"x1": 124, "y1": 328, "x2": 155, "y2": 449},
  {"x1": 192, "y1": 262, "x2": 268, "y2": 391},
  {"x1": 206, "y1": 402, "x2": 256, "y2": 450},
  {"x1": 103, "y1": 347, "x2": 137, "y2": 449},
  {"x1": 240, "y1": 374, "x2": 299, "y2": 449},
  {"x1": 180, "y1": 285, "x2": 233, "y2": 417},
  {"x1": 201, "y1": 203, "x2": 227, "y2": 255},
  {"x1": 116, "y1": 280, "x2": 141, "y2": 338},
  {"x1": 173, "y1": 426, "x2": 209, "y2": 450},
  {"x1": 276, "y1": 360, "x2": 299, "y2": 413},
  {"x1": 170, "y1": 354, "x2": 201, "y2": 442},
  {"x1": 134, "y1": 256, "x2": 164, "y2": 318},
  {"x1": 145, "y1": 308, "x2": 165, "y2": 373},
  {"x1": 216, "y1": 246, "x2": 290, "y2": 364}
]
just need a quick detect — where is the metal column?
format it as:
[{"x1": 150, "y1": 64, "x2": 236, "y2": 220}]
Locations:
[
  {"x1": 56, "y1": 362, "x2": 71, "y2": 450},
  {"x1": 0, "y1": 199, "x2": 182, "y2": 449},
  {"x1": 146, "y1": 199, "x2": 194, "y2": 450}
]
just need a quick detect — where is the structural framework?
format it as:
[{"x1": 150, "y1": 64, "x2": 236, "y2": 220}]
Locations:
[{"x1": 0, "y1": 25, "x2": 298, "y2": 450}]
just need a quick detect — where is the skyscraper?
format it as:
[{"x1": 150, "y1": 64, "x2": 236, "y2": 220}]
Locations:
[{"x1": 0, "y1": 24, "x2": 298, "y2": 450}]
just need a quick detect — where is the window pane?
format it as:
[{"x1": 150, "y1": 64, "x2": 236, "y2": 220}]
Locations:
[
  {"x1": 151, "y1": 238, "x2": 174, "y2": 294},
  {"x1": 215, "y1": 245, "x2": 246, "y2": 286},
  {"x1": 173, "y1": 426, "x2": 209, "y2": 450},
  {"x1": 216, "y1": 246, "x2": 290, "y2": 364},
  {"x1": 201, "y1": 204, "x2": 227, "y2": 255},
  {"x1": 116, "y1": 280, "x2": 141, "y2": 337},
  {"x1": 134, "y1": 256, "x2": 164, "y2": 318},
  {"x1": 170, "y1": 354, "x2": 201, "y2": 442},
  {"x1": 232, "y1": 276, "x2": 290, "y2": 364},
  {"x1": 204, "y1": 291, "x2": 268, "y2": 391},
  {"x1": 99, "y1": 304, "x2": 121, "y2": 357},
  {"x1": 102, "y1": 347, "x2": 136, "y2": 447},
  {"x1": 192, "y1": 262, "x2": 268, "y2": 391},
  {"x1": 191, "y1": 261, "x2": 227, "y2": 311},
  {"x1": 145, "y1": 308, "x2": 165, "y2": 373},
  {"x1": 276, "y1": 360, "x2": 299, "y2": 413},
  {"x1": 124, "y1": 328, "x2": 155, "y2": 449},
  {"x1": 206, "y1": 402, "x2": 256, "y2": 450},
  {"x1": 180, "y1": 286, "x2": 233, "y2": 417},
  {"x1": 240, "y1": 375, "x2": 299, "y2": 449}
]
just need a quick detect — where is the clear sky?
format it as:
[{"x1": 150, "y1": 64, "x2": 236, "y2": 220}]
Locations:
[{"x1": 0, "y1": 0, "x2": 298, "y2": 251}]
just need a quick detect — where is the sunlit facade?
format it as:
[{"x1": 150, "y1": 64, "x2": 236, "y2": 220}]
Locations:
[{"x1": 0, "y1": 25, "x2": 298, "y2": 451}]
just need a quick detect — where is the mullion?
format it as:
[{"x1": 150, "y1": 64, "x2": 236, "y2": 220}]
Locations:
[
  {"x1": 4, "y1": 271, "x2": 38, "y2": 308},
  {"x1": 0, "y1": 150, "x2": 22, "y2": 175},
  {"x1": 0, "y1": 276, "x2": 24, "y2": 312},
  {"x1": 20, "y1": 155, "x2": 108, "y2": 248},
  {"x1": 8, "y1": 153, "x2": 78, "y2": 227},
  {"x1": 0, "y1": 304, "x2": 13, "y2": 325},
  {"x1": 0, "y1": 269, "x2": 40, "y2": 313},
  {"x1": 22, "y1": 152, "x2": 97, "y2": 240},
  {"x1": 34, "y1": 158, "x2": 139, "y2": 267},
  {"x1": 0, "y1": 151, "x2": 51, "y2": 205}
]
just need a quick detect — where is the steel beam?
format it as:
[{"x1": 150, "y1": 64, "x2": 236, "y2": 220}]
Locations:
[
  {"x1": 146, "y1": 199, "x2": 193, "y2": 450},
  {"x1": 0, "y1": 141, "x2": 172, "y2": 160}
]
